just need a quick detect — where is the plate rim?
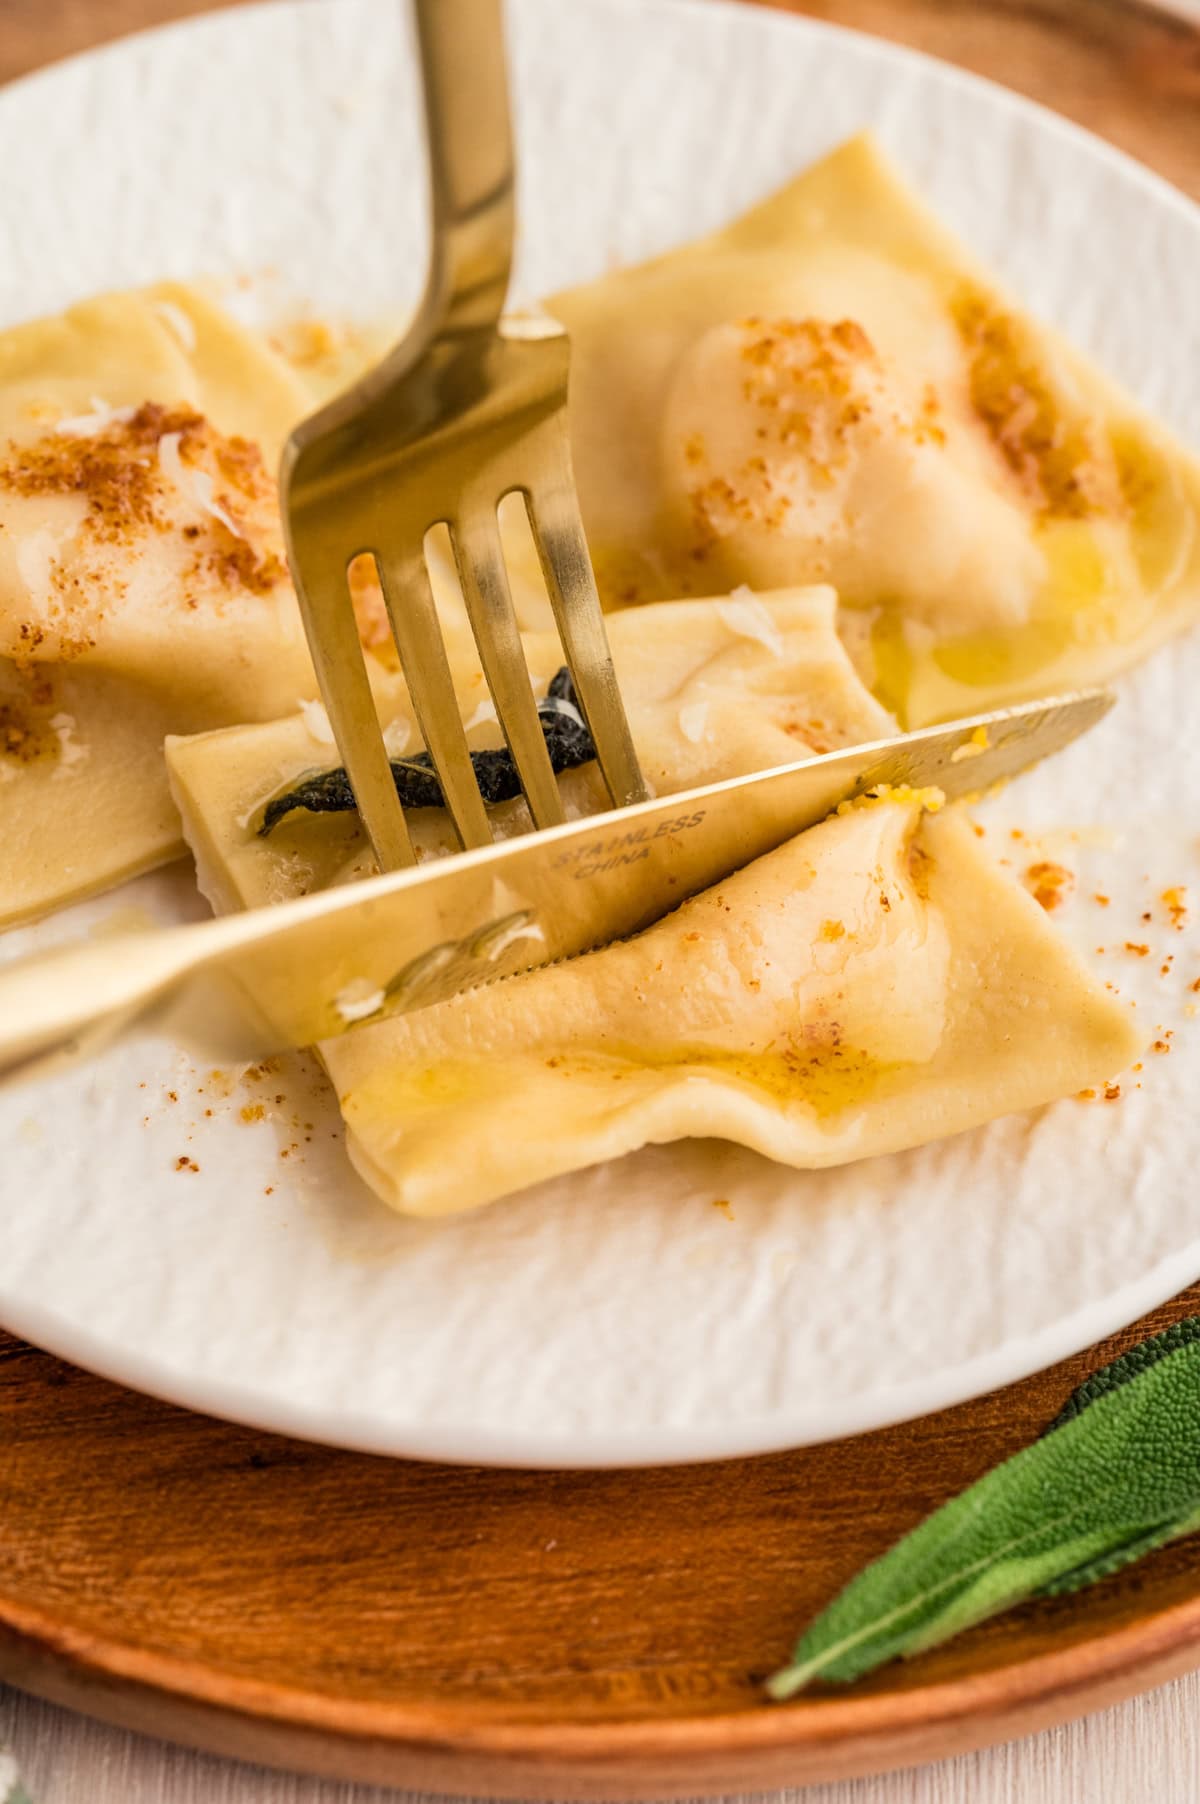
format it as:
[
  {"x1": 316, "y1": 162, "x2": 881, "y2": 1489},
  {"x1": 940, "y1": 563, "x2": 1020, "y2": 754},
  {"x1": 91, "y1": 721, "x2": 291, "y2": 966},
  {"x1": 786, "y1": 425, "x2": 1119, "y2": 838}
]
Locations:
[
  {"x1": 3, "y1": 1535, "x2": 1200, "y2": 1793},
  {"x1": 6, "y1": 1230, "x2": 1200, "y2": 1466}
]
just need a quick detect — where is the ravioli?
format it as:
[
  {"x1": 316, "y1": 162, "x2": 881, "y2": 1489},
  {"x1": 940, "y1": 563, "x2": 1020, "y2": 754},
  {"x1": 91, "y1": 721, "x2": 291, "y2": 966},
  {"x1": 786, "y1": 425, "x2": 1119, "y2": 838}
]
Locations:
[
  {"x1": 165, "y1": 585, "x2": 894, "y2": 910},
  {"x1": 328, "y1": 799, "x2": 1139, "y2": 1216},
  {"x1": 0, "y1": 285, "x2": 339, "y2": 925},
  {"x1": 549, "y1": 135, "x2": 1200, "y2": 726},
  {"x1": 167, "y1": 588, "x2": 1136, "y2": 1219}
]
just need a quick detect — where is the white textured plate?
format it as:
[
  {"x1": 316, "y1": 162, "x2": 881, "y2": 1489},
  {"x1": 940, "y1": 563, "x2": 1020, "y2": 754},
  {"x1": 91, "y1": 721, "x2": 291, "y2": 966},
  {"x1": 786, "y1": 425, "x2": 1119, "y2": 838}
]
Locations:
[{"x1": 3, "y1": 0, "x2": 1200, "y2": 1467}]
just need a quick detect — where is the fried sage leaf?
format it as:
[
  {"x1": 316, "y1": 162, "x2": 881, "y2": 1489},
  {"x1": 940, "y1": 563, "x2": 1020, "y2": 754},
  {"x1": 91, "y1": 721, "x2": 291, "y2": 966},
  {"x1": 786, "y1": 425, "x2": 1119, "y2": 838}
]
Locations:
[
  {"x1": 766, "y1": 1321, "x2": 1200, "y2": 1699},
  {"x1": 260, "y1": 667, "x2": 595, "y2": 835}
]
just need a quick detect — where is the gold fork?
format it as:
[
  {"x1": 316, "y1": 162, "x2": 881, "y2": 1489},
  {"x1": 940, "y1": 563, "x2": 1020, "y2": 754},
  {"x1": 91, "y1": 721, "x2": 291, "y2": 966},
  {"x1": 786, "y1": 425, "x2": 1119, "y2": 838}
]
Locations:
[{"x1": 280, "y1": 0, "x2": 647, "y2": 872}]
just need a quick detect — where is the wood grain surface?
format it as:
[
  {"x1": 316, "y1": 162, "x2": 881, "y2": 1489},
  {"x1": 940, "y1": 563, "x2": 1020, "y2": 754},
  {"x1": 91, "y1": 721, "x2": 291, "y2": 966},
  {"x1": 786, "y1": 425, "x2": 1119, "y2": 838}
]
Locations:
[
  {"x1": 1, "y1": 0, "x2": 1199, "y2": 1795},
  {"x1": 760, "y1": 0, "x2": 1200, "y2": 200},
  {"x1": 5, "y1": 1287, "x2": 1200, "y2": 1794},
  {"x1": 9, "y1": 1682, "x2": 1200, "y2": 1804}
]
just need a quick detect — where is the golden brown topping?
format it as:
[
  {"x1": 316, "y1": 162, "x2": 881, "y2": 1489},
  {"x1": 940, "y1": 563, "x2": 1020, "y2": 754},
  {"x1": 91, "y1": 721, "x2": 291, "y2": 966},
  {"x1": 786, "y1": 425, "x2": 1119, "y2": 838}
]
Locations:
[
  {"x1": 1025, "y1": 860, "x2": 1075, "y2": 913},
  {"x1": 687, "y1": 472, "x2": 794, "y2": 560},
  {"x1": 918, "y1": 382, "x2": 946, "y2": 448},
  {"x1": 0, "y1": 700, "x2": 52, "y2": 765},
  {"x1": 1163, "y1": 886, "x2": 1189, "y2": 930},
  {"x1": 0, "y1": 666, "x2": 68, "y2": 766},
  {"x1": 198, "y1": 537, "x2": 287, "y2": 599},
  {"x1": 0, "y1": 402, "x2": 289, "y2": 637},
  {"x1": 1, "y1": 403, "x2": 203, "y2": 530},
  {"x1": 737, "y1": 317, "x2": 878, "y2": 473},
  {"x1": 952, "y1": 285, "x2": 1126, "y2": 521},
  {"x1": 774, "y1": 710, "x2": 840, "y2": 753},
  {"x1": 269, "y1": 318, "x2": 340, "y2": 367},
  {"x1": 677, "y1": 314, "x2": 937, "y2": 566}
]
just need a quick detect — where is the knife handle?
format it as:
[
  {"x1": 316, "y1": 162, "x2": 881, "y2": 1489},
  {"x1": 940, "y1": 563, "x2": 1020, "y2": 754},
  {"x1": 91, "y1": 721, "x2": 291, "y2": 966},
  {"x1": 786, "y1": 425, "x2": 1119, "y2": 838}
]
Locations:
[{"x1": 0, "y1": 927, "x2": 196, "y2": 1089}]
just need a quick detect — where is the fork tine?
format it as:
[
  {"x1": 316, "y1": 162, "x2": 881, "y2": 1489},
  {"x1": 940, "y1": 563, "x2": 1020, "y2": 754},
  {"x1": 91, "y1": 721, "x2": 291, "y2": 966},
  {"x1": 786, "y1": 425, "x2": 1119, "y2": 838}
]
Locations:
[
  {"x1": 288, "y1": 537, "x2": 416, "y2": 872},
  {"x1": 451, "y1": 507, "x2": 566, "y2": 832},
  {"x1": 522, "y1": 441, "x2": 649, "y2": 810},
  {"x1": 375, "y1": 543, "x2": 493, "y2": 850}
]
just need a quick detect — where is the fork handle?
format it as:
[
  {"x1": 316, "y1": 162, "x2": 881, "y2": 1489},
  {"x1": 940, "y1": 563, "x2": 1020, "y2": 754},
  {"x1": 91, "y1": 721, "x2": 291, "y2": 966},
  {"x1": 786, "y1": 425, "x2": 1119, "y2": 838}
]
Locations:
[{"x1": 414, "y1": 0, "x2": 515, "y2": 334}]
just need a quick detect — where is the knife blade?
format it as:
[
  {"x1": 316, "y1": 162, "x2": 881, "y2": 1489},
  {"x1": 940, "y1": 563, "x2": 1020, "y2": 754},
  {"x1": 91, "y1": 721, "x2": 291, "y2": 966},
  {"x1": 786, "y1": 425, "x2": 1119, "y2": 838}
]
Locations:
[{"x1": 0, "y1": 687, "x2": 1113, "y2": 1087}]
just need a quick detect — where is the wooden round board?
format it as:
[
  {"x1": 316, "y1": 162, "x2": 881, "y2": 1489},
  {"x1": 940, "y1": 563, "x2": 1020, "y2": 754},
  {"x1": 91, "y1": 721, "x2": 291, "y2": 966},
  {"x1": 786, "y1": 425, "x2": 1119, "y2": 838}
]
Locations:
[
  {"x1": 6, "y1": 1291, "x2": 1200, "y2": 1795},
  {"x1": 2, "y1": 0, "x2": 1200, "y2": 1792}
]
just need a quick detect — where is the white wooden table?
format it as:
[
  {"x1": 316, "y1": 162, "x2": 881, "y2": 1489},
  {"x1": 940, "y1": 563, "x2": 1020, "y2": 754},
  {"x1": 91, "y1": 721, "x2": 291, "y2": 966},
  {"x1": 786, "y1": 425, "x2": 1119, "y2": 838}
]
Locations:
[{"x1": 5, "y1": 1669, "x2": 1200, "y2": 1801}]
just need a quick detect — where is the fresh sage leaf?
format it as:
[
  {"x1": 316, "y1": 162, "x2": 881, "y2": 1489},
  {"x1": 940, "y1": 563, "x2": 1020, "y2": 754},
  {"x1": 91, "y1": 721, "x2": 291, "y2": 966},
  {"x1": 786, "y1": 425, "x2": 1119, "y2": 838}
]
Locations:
[
  {"x1": 766, "y1": 1323, "x2": 1200, "y2": 1700},
  {"x1": 1038, "y1": 1503, "x2": 1200, "y2": 1598},
  {"x1": 1048, "y1": 1314, "x2": 1200, "y2": 1431}
]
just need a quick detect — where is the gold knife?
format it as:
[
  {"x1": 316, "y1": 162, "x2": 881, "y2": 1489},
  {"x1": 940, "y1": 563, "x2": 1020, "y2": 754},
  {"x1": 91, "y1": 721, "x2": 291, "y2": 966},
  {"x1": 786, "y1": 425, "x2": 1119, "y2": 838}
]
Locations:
[{"x1": 0, "y1": 689, "x2": 1112, "y2": 1088}]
